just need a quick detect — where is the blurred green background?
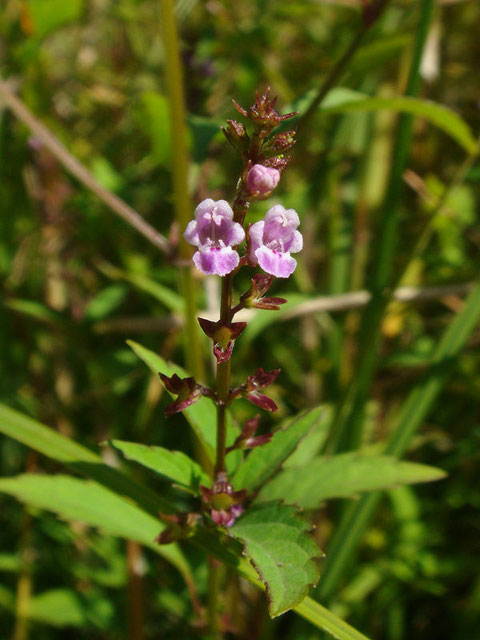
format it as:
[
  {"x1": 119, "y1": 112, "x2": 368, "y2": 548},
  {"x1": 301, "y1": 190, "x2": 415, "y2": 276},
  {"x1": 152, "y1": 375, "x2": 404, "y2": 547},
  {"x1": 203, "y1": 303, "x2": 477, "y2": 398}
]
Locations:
[{"x1": 1, "y1": 0, "x2": 480, "y2": 638}]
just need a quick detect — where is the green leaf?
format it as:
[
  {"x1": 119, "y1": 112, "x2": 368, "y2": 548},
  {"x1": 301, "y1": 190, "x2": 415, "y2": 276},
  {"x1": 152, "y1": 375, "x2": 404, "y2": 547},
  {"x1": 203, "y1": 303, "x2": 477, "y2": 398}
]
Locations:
[
  {"x1": 233, "y1": 406, "x2": 325, "y2": 492},
  {"x1": 139, "y1": 91, "x2": 171, "y2": 166},
  {"x1": 0, "y1": 404, "x2": 369, "y2": 638},
  {"x1": 27, "y1": 588, "x2": 113, "y2": 629},
  {"x1": 84, "y1": 285, "x2": 127, "y2": 321},
  {"x1": 295, "y1": 597, "x2": 371, "y2": 640},
  {"x1": 127, "y1": 340, "x2": 241, "y2": 472},
  {"x1": 283, "y1": 405, "x2": 332, "y2": 468},
  {"x1": 4, "y1": 298, "x2": 62, "y2": 324},
  {"x1": 238, "y1": 293, "x2": 309, "y2": 348},
  {"x1": 0, "y1": 403, "x2": 190, "y2": 580},
  {"x1": 0, "y1": 474, "x2": 165, "y2": 551},
  {"x1": 257, "y1": 454, "x2": 446, "y2": 508},
  {"x1": 110, "y1": 440, "x2": 210, "y2": 492},
  {"x1": 318, "y1": 88, "x2": 477, "y2": 154},
  {"x1": 317, "y1": 281, "x2": 480, "y2": 600},
  {"x1": 27, "y1": 0, "x2": 83, "y2": 38},
  {"x1": 187, "y1": 115, "x2": 222, "y2": 164},
  {"x1": 230, "y1": 503, "x2": 322, "y2": 617}
]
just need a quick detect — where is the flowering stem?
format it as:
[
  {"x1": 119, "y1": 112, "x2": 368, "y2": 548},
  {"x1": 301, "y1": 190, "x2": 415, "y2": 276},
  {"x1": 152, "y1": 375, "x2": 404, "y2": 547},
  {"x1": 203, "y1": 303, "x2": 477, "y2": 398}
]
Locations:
[{"x1": 214, "y1": 273, "x2": 233, "y2": 477}]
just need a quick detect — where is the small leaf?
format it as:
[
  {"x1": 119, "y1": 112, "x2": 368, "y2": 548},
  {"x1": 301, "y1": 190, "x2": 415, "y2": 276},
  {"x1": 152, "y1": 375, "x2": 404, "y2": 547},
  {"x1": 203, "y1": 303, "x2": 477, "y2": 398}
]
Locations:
[
  {"x1": 84, "y1": 285, "x2": 127, "y2": 321},
  {"x1": 232, "y1": 406, "x2": 325, "y2": 492},
  {"x1": 110, "y1": 440, "x2": 210, "y2": 492},
  {"x1": 257, "y1": 454, "x2": 447, "y2": 508},
  {"x1": 230, "y1": 503, "x2": 322, "y2": 617}
]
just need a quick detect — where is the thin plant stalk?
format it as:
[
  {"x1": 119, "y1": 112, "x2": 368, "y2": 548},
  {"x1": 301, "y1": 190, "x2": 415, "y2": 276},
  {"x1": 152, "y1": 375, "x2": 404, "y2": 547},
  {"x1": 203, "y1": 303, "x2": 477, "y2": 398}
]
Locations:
[
  {"x1": 159, "y1": 0, "x2": 205, "y2": 383},
  {"x1": 297, "y1": 0, "x2": 393, "y2": 134},
  {"x1": 325, "y1": 0, "x2": 436, "y2": 454}
]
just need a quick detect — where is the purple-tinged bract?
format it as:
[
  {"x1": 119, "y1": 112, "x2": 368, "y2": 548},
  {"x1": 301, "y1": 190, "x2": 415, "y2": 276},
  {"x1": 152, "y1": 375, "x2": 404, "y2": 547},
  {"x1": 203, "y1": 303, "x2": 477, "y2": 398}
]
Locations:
[
  {"x1": 249, "y1": 204, "x2": 303, "y2": 278},
  {"x1": 184, "y1": 199, "x2": 245, "y2": 276}
]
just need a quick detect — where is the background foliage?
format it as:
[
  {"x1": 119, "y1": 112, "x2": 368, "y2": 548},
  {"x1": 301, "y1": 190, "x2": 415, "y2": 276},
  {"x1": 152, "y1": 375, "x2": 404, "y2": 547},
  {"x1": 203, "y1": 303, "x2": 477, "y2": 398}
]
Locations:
[{"x1": 1, "y1": 0, "x2": 480, "y2": 638}]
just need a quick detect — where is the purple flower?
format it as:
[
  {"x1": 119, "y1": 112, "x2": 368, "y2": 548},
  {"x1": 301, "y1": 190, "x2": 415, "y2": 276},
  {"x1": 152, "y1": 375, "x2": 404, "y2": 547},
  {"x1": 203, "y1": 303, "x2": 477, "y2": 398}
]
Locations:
[
  {"x1": 248, "y1": 205, "x2": 302, "y2": 278},
  {"x1": 246, "y1": 164, "x2": 280, "y2": 199},
  {"x1": 184, "y1": 199, "x2": 245, "y2": 276}
]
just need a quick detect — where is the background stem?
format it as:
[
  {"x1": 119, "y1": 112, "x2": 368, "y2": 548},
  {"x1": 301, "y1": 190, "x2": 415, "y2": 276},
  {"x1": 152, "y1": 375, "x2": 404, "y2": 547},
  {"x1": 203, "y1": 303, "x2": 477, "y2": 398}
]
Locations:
[
  {"x1": 325, "y1": 0, "x2": 435, "y2": 453},
  {"x1": 160, "y1": 0, "x2": 204, "y2": 382}
]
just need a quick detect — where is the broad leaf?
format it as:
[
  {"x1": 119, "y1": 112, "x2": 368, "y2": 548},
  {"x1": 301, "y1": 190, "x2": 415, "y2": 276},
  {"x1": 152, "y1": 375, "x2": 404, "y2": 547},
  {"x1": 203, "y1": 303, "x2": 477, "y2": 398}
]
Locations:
[
  {"x1": 257, "y1": 454, "x2": 446, "y2": 508},
  {"x1": 26, "y1": 588, "x2": 113, "y2": 629},
  {"x1": 0, "y1": 403, "x2": 190, "y2": 579},
  {"x1": 283, "y1": 405, "x2": 332, "y2": 468},
  {"x1": 230, "y1": 503, "x2": 322, "y2": 617},
  {"x1": 0, "y1": 474, "x2": 167, "y2": 551},
  {"x1": 110, "y1": 440, "x2": 210, "y2": 492},
  {"x1": 127, "y1": 340, "x2": 241, "y2": 473},
  {"x1": 0, "y1": 405, "x2": 369, "y2": 639},
  {"x1": 233, "y1": 406, "x2": 325, "y2": 491}
]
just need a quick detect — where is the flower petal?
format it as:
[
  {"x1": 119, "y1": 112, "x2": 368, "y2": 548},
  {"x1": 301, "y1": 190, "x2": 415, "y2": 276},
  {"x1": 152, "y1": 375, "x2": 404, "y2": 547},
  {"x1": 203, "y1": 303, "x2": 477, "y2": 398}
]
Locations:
[
  {"x1": 193, "y1": 246, "x2": 240, "y2": 276},
  {"x1": 183, "y1": 220, "x2": 199, "y2": 246},
  {"x1": 289, "y1": 229, "x2": 303, "y2": 254},
  {"x1": 264, "y1": 204, "x2": 300, "y2": 228},
  {"x1": 228, "y1": 221, "x2": 246, "y2": 247},
  {"x1": 248, "y1": 221, "x2": 265, "y2": 263},
  {"x1": 255, "y1": 246, "x2": 297, "y2": 278}
]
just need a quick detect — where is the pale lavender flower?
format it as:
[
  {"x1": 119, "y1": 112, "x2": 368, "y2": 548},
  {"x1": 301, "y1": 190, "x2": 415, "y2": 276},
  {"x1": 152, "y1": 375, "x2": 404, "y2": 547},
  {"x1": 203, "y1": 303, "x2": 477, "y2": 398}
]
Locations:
[
  {"x1": 248, "y1": 204, "x2": 302, "y2": 278},
  {"x1": 246, "y1": 164, "x2": 280, "y2": 199},
  {"x1": 184, "y1": 199, "x2": 245, "y2": 276}
]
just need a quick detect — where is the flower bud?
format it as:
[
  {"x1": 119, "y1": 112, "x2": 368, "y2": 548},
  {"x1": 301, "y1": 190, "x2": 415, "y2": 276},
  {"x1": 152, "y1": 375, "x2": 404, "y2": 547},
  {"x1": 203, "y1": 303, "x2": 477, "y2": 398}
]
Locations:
[
  {"x1": 198, "y1": 317, "x2": 247, "y2": 363},
  {"x1": 240, "y1": 274, "x2": 287, "y2": 311},
  {"x1": 200, "y1": 474, "x2": 246, "y2": 527},
  {"x1": 246, "y1": 164, "x2": 280, "y2": 200}
]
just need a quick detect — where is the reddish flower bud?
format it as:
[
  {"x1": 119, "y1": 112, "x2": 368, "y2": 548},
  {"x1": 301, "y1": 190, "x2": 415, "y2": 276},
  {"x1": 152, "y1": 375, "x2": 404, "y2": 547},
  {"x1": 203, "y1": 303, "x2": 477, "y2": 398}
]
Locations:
[
  {"x1": 159, "y1": 373, "x2": 203, "y2": 416},
  {"x1": 198, "y1": 317, "x2": 247, "y2": 363},
  {"x1": 263, "y1": 131, "x2": 296, "y2": 157},
  {"x1": 240, "y1": 274, "x2": 287, "y2": 311},
  {"x1": 245, "y1": 368, "x2": 280, "y2": 412},
  {"x1": 222, "y1": 119, "x2": 250, "y2": 152},
  {"x1": 200, "y1": 473, "x2": 246, "y2": 527},
  {"x1": 226, "y1": 415, "x2": 273, "y2": 453},
  {"x1": 230, "y1": 368, "x2": 280, "y2": 412},
  {"x1": 232, "y1": 88, "x2": 297, "y2": 136}
]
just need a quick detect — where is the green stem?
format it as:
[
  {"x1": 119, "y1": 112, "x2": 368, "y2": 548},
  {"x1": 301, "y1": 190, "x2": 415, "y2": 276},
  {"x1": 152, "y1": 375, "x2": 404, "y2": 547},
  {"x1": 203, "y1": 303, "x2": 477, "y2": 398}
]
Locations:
[
  {"x1": 160, "y1": 0, "x2": 204, "y2": 382},
  {"x1": 326, "y1": 0, "x2": 435, "y2": 454}
]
